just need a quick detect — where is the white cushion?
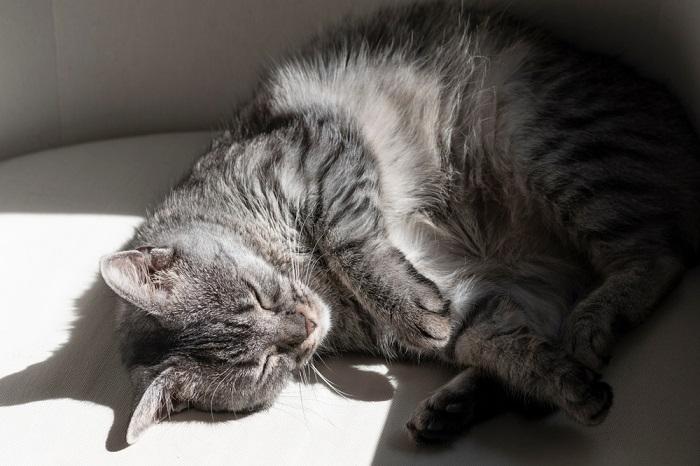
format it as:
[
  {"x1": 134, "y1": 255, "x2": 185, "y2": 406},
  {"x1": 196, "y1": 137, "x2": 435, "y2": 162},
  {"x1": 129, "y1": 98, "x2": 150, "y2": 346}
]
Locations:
[{"x1": 0, "y1": 132, "x2": 698, "y2": 464}]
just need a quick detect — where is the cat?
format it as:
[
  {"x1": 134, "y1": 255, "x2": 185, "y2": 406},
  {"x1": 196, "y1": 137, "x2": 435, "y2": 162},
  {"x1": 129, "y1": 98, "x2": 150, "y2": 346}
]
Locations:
[{"x1": 100, "y1": 1, "x2": 700, "y2": 444}]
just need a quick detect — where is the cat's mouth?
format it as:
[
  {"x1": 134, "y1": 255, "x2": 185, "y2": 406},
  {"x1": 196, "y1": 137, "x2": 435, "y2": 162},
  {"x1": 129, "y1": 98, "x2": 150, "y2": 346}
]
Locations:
[
  {"x1": 256, "y1": 304, "x2": 329, "y2": 385},
  {"x1": 288, "y1": 281, "x2": 331, "y2": 367},
  {"x1": 294, "y1": 300, "x2": 330, "y2": 367},
  {"x1": 257, "y1": 297, "x2": 330, "y2": 384}
]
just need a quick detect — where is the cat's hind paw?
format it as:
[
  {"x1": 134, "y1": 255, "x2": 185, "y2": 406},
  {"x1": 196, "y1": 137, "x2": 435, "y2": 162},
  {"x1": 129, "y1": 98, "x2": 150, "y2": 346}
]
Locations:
[
  {"x1": 563, "y1": 312, "x2": 615, "y2": 370},
  {"x1": 559, "y1": 366, "x2": 614, "y2": 425}
]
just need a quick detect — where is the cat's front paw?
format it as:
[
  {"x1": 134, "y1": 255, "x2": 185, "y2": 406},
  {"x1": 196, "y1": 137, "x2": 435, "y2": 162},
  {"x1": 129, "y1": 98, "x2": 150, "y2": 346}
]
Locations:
[
  {"x1": 563, "y1": 312, "x2": 615, "y2": 370},
  {"x1": 395, "y1": 283, "x2": 452, "y2": 352}
]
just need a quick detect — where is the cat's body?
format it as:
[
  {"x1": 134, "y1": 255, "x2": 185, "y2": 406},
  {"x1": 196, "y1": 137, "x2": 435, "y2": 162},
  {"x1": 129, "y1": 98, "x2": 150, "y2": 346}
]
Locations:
[{"x1": 100, "y1": 2, "x2": 700, "y2": 444}]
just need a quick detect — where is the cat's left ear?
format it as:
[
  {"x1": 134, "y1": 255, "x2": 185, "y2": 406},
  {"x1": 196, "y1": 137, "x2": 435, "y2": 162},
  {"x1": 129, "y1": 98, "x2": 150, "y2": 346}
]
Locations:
[{"x1": 100, "y1": 246, "x2": 175, "y2": 310}]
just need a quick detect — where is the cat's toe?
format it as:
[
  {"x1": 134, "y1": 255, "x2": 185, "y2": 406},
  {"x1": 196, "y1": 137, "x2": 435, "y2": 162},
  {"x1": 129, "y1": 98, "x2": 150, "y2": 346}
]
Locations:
[
  {"x1": 406, "y1": 311, "x2": 452, "y2": 351},
  {"x1": 563, "y1": 314, "x2": 614, "y2": 370},
  {"x1": 406, "y1": 389, "x2": 475, "y2": 444}
]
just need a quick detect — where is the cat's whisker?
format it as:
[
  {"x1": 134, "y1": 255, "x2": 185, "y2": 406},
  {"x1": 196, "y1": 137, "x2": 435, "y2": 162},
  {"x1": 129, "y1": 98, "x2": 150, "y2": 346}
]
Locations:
[
  {"x1": 303, "y1": 223, "x2": 332, "y2": 283},
  {"x1": 268, "y1": 399, "x2": 298, "y2": 418},
  {"x1": 302, "y1": 365, "x2": 312, "y2": 389},
  {"x1": 297, "y1": 378, "x2": 309, "y2": 427},
  {"x1": 289, "y1": 197, "x2": 317, "y2": 285},
  {"x1": 310, "y1": 360, "x2": 350, "y2": 400},
  {"x1": 314, "y1": 353, "x2": 335, "y2": 372},
  {"x1": 303, "y1": 248, "x2": 327, "y2": 287},
  {"x1": 304, "y1": 364, "x2": 319, "y2": 401},
  {"x1": 208, "y1": 366, "x2": 236, "y2": 420},
  {"x1": 228, "y1": 371, "x2": 245, "y2": 406}
]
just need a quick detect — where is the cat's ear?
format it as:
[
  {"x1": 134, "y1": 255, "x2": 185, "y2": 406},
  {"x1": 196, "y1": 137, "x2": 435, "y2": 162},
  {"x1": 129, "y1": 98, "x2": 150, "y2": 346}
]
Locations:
[
  {"x1": 127, "y1": 368, "x2": 183, "y2": 444},
  {"x1": 100, "y1": 247, "x2": 175, "y2": 310}
]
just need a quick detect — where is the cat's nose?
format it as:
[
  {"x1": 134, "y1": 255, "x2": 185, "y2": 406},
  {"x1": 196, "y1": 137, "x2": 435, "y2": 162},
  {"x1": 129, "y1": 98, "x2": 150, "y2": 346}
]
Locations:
[
  {"x1": 305, "y1": 315, "x2": 318, "y2": 337},
  {"x1": 296, "y1": 304, "x2": 318, "y2": 337}
]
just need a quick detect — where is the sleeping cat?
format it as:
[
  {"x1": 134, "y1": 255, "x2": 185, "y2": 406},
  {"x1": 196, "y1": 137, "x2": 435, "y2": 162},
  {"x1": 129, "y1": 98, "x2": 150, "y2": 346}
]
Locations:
[{"x1": 100, "y1": 1, "x2": 700, "y2": 444}]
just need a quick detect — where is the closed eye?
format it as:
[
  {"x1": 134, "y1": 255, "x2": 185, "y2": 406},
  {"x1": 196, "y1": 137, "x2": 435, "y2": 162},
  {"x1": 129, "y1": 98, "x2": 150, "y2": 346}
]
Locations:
[
  {"x1": 261, "y1": 354, "x2": 272, "y2": 373},
  {"x1": 246, "y1": 281, "x2": 272, "y2": 311},
  {"x1": 259, "y1": 353, "x2": 276, "y2": 382}
]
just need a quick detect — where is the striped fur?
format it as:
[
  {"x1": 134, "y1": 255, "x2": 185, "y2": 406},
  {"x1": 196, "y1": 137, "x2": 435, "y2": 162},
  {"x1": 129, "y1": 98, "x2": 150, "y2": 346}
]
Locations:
[{"x1": 100, "y1": 1, "x2": 700, "y2": 443}]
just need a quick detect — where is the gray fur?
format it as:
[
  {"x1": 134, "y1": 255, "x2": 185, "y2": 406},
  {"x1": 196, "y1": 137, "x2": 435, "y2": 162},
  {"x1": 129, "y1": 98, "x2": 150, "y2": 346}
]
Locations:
[{"x1": 100, "y1": 1, "x2": 700, "y2": 444}]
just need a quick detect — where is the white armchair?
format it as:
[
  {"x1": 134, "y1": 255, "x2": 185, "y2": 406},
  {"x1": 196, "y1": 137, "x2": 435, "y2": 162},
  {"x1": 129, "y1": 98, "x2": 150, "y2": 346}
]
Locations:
[{"x1": 1, "y1": 2, "x2": 698, "y2": 464}]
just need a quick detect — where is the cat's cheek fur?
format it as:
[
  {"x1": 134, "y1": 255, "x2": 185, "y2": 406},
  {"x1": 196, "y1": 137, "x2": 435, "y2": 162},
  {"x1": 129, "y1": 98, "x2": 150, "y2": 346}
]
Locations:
[
  {"x1": 313, "y1": 302, "x2": 332, "y2": 346},
  {"x1": 125, "y1": 365, "x2": 295, "y2": 444}
]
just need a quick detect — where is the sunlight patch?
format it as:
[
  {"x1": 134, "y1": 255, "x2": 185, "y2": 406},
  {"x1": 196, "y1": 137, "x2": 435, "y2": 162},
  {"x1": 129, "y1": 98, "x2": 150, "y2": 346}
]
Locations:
[{"x1": 0, "y1": 213, "x2": 143, "y2": 375}]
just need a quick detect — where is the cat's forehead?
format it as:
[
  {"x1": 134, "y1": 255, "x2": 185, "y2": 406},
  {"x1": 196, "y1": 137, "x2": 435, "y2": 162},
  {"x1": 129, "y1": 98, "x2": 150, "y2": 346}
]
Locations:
[
  {"x1": 153, "y1": 232, "x2": 274, "y2": 283},
  {"x1": 168, "y1": 229, "x2": 248, "y2": 263}
]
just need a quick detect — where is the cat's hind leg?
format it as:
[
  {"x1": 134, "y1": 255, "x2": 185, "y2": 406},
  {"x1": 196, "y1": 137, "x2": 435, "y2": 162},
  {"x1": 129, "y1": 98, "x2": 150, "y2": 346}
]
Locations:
[
  {"x1": 563, "y1": 252, "x2": 684, "y2": 370},
  {"x1": 453, "y1": 300, "x2": 613, "y2": 426}
]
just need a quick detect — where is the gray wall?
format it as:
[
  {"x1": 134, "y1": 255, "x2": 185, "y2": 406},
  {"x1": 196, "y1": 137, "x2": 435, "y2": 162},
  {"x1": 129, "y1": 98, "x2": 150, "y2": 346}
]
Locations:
[{"x1": 1, "y1": 0, "x2": 699, "y2": 160}]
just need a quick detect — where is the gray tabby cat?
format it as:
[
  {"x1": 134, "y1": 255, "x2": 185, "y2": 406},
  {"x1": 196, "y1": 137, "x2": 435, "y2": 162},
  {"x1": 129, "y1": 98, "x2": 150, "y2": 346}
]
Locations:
[{"x1": 100, "y1": 1, "x2": 700, "y2": 444}]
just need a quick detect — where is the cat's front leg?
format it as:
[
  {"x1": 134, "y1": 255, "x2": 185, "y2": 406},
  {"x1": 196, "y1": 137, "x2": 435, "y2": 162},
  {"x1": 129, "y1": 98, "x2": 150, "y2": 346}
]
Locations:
[
  {"x1": 309, "y1": 143, "x2": 451, "y2": 352},
  {"x1": 406, "y1": 367, "x2": 504, "y2": 443},
  {"x1": 406, "y1": 366, "x2": 558, "y2": 443},
  {"x1": 323, "y1": 237, "x2": 452, "y2": 351}
]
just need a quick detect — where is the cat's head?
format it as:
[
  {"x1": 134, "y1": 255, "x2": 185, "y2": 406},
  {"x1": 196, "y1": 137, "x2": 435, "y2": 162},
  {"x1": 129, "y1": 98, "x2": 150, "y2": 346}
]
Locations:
[{"x1": 100, "y1": 234, "x2": 330, "y2": 443}]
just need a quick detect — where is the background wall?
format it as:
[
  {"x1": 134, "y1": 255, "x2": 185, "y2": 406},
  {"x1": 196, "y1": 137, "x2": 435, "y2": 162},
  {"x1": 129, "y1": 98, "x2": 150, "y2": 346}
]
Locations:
[{"x1": 1, "y1": 0, "x2": 699, "y2": 160}]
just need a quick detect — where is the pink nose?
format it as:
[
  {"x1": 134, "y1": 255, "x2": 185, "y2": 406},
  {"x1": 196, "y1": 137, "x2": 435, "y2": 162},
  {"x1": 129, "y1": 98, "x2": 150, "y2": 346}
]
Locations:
[
  {"x1": 296, "y1": 304, "x2": 318, "y2": 337},
  {"x1": 305, "y1": 316, "x2": 318, "y2": 337}
]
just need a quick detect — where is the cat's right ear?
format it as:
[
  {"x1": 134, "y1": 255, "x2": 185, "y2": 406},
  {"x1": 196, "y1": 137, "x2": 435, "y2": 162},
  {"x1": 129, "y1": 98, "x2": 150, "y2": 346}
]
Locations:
[
  {"x1": 127, "y1": 368, "x2": 184, "y2": 444},
  {"x1": 100, "y1": 247, "x2": 175, "y2": 310}
]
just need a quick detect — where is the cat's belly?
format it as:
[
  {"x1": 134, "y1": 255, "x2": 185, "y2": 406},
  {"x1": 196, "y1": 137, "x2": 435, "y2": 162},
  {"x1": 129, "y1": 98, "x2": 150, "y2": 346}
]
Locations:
[
  {"x1": 320, "y1": 216, "x2": 590, "y2": 357},
  {"x1": 386, "y1": 207, "x2": 592, "y2": 342}
]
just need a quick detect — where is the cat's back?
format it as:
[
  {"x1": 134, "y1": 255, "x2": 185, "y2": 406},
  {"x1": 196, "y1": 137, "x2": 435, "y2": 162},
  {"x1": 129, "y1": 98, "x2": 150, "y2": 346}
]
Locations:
[
  {"x1": 261, "y1": 0, "x2": 700, "y2": 263},
  {"x1": 263, "y1": 3, "x2": 537, "y2": 218}
]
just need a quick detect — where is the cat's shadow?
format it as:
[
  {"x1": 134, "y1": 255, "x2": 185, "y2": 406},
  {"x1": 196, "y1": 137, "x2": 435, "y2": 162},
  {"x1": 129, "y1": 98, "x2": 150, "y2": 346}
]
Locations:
[{"x1": 0, "y1": 279, "x2": 132, "y2": 451}]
